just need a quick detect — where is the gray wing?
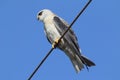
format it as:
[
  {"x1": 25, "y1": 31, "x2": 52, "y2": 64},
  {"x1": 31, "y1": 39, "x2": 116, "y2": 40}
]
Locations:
[{"x1": 53, "y1": 16, "x2": 80, "y2": 53}]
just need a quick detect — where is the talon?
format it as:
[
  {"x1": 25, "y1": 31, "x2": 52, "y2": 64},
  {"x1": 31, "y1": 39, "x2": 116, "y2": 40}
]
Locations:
[
  {"x1": 55, "y1": 38, "x2": 59, "y2": 43},
  {"x1": 52, "y1": 42, "x2": 55, "y2": 48},
  {"x1": 52, "y1": 38, "x2": 60, "y2": 48}
]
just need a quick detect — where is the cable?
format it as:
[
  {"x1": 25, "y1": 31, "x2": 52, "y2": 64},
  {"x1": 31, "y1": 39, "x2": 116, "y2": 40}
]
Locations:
[{"x1": 28, "y1": 0, "x2": 92, "y2": 80}]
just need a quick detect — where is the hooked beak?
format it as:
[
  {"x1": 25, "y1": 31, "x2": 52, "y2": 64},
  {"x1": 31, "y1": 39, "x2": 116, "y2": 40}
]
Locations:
[{"x1": 37, "y1": 16, "x2": 39, "y2": 20}]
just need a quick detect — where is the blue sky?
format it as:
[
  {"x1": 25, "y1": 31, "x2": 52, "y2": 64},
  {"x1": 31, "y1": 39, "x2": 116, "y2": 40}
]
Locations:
[{"x1": 0, "y1": 0, "x2": 120, "y2": 80}]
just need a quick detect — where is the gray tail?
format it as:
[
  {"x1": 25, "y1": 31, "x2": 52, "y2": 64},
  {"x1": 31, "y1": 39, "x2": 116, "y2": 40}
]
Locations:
[
  {"x1": 71, "y1": 55, "x2": 95, "y2": 73},
  {"x1": 81, "y1": 55, "x2": 95, "y2": 70}
]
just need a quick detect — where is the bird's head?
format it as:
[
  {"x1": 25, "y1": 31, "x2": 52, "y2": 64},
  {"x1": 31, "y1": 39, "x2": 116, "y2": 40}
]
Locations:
[{"x1": 37, "y1": 9, "x2": 54, "y2": 22}]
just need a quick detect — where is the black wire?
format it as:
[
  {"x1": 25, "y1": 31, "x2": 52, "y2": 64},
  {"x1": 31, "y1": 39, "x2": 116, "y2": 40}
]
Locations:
[
  {"x1": 56, "y1": 0, "x2": 92, "y2": 45},
  {"x1": 28, "y1": 48, "x2": 54, "y2": 80},
  {"x1": 28, "y1": 0, "x2": 92, "y2": 80}
]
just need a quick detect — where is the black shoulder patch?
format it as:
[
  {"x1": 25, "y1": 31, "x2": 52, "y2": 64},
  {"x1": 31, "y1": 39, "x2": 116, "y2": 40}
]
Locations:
[{"x1": 53, "y1": 16, "x2": 67, "y2": 30}]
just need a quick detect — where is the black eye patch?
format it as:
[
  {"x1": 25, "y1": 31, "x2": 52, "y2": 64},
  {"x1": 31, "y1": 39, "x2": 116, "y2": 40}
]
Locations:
[{"x1": 38, "y1": 11, "x2": 43, "y2": 16}]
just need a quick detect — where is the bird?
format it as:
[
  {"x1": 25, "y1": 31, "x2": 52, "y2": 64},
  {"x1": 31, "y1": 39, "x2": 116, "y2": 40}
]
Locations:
[{"x1": 37, "y1": 9, "x2": 95, "y2": 73}]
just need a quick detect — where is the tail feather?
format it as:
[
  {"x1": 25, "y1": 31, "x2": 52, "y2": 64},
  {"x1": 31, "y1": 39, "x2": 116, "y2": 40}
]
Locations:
[
  {"x1": 71, "y1": 55, "x2": 84, "y2": 73},
  {"x1": 81, "y1": 55, "x2": 95, "y2": 67},
  {"x1": 70, "y1": 54, "x2": 84, "y2": 73},
  {"x1": 71, "y1": 59, "x2": 83, "y2": 73},
  {"x1": 70, "y1": 55, "x2": 95, "y2": 73}
]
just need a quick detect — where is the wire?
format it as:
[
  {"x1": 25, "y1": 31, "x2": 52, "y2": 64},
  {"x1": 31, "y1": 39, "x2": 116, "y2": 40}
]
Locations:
[
  {"x1": 28, "y1": 0, "x2": 92, "y2": 80},
  {"x1": 28, "y1": 48, "x2": 54, "y2": 80}
]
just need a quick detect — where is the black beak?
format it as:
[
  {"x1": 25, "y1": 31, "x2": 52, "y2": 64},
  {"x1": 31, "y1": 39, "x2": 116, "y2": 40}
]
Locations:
[{"x1": 37, "y1": 16, "x2": 39, "y2": 20}]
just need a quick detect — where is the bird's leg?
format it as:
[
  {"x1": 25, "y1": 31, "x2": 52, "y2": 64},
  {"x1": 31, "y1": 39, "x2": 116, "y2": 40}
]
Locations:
[{"x1": 52, "y1": 38, "x2": 60, "y2": 48}]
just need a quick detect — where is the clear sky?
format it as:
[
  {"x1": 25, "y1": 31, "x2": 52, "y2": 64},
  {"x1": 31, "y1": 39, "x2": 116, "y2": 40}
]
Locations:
[{"x1": 0, "y1": 0, "x2": 120, "y2": 80}]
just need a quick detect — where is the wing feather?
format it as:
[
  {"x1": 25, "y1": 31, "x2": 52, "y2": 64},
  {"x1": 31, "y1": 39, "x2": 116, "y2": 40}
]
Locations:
[{"x1": 53, "y1": 16, "x2": 80, "y2": 53}]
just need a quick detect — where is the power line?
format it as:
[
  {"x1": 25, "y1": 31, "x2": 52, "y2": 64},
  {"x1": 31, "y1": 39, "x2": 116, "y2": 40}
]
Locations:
[{"x1": 28, "y1": 0, "x2": 92, "y2": 80}]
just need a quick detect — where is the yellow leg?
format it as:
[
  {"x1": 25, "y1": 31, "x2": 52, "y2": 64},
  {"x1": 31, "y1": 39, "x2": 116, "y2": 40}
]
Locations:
[{"x1": 52, "y1": 38, "x2": 60, "y2": 48}]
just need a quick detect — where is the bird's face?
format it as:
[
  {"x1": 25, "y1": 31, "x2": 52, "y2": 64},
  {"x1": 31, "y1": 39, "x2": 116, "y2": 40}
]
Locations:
[{"x1": 37, "y1": 9, "x2": 54, "y2": 22}]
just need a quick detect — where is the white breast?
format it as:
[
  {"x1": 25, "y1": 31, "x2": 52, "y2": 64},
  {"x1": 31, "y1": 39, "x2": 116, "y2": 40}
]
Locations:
[{"x1": 44, "y1": 18, "x2": 61, "y2": 42}]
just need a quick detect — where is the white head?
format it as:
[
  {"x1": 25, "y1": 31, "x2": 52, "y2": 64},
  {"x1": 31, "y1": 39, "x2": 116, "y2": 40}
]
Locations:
[{"x1": 37, "y1": 9, "x2": 55, "y2": 22}]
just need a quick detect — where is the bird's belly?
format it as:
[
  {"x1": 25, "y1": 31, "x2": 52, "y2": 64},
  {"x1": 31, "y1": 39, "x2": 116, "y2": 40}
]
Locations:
[
  {"x1": 44, "y1": 24, "x2": 61, "y2": 43},
  {"x1": 44, "y1": 24, "x2": 78, "y2": 58}
]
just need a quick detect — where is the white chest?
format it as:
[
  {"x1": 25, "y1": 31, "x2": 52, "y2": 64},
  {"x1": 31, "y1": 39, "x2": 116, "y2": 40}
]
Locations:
[{"x1": 44, "y1": 20, "x2": 61, "y2": 41}]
